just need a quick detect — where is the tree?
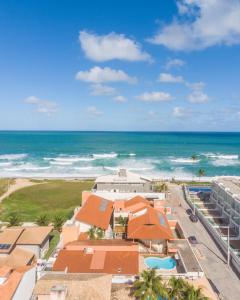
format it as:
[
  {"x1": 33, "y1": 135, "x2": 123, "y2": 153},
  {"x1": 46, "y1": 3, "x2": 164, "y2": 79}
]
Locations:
[
  {"x1": 168, "y1": 276, "x2": 188, "y2": 299},
  {"x1": 154, "y1": 182, "x2": 168, "y2": 193},
  {"x1": 53, "y1": 215, "x2": 64, "y2": 232},
  {"x1": 87, "y1": 226, "x2": 104, "y2": 239},
  {"x1": 132, "y1": 269, "x2": 168, "y2": 300},
  {"x1": 197, "y1": 168, "x2": 205, "y2": 181},
  {"x1": 118, "y1": 215, "x2": 128, "y2": 226},
  {"x1": 36, "y1": 214, "x2": 49, "y2": 226},
  {"x1": 183, "y1": 283, "x2": 208, "y2": 300},
  {"x1": 8, "y1": 212, "x2": 21, "y2": 227},
  {"x1": 191, "y1": 154, "x2": 198, "y2": 161}
]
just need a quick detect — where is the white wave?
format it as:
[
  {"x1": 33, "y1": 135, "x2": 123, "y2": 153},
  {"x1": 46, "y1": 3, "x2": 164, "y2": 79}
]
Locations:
[
  {"x1": 44, "y1": 156, "x2": 95, "y2": 162},
  {"x1": 0, "y1": 162, "x2": 12, "y2": 167},
  {"x1": 129, "y1": 153, "x2": 136, "y2": 156},
  {"x1": 0, "y1": 154, "x2": 28, "y2": 160},
  {"x1": 74, "y1": 166, "x2": 102, "y2": 171},
  {"x1": 4, "y1": 164, "x2": 51, "y2": 171},
  {"x1": 202, "y1": 153, "x2": 239, "y2": 160},
  {"x1": 50, "y1": 161, "x2": 73, "y2": 166},
  {"x1": 170, "y1": 158, "x2": 200, "y2": 164},
  {"x1": 211, "y1": 159, "x2": 240, "y2": 167},
  {"x1": 92, "y1": 153, "x2": 118, "y2": 159}
]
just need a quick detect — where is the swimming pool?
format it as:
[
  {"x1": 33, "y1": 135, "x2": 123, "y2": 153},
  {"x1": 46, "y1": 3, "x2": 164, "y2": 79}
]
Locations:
[
  {"x1": 188, "y1": 186, "x2": 212, "y2": 193},
  {"x1": 144, "y1": 257, "x2": 176, "y2": 270}
]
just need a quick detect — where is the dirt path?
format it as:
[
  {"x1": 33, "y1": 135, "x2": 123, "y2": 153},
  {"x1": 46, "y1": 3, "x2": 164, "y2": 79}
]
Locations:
[{"x1": 0, "y1": 178, "x2": 39, "y2": 203}]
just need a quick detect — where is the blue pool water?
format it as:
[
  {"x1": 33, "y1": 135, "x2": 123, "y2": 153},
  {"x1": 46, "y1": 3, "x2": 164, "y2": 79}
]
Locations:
[
  {"x1": 188, "y1": 187, "x2": 212, "y2": 193},
  {"x1": 144, "y1": 257, "x2": 177, "y2": 270}
]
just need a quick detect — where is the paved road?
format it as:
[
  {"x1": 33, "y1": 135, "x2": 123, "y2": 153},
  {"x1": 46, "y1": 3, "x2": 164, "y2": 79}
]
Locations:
[{"x1": 168, "y1": 183, "x2": 240, "y2": 300}]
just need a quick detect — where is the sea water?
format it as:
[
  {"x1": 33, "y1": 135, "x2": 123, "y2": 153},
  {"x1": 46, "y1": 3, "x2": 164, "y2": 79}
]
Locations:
[{"x1": 0, "y1": 131, "x2": 239, "y2": 178}]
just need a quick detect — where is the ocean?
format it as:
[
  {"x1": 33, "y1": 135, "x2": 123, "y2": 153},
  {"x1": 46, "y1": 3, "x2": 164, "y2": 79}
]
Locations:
[{"x1": 0, "y1": 131, "x2": 239, "y2": 179}]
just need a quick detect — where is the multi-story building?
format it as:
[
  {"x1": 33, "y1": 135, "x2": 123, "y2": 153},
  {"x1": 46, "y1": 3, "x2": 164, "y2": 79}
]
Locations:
[{"x1": 211, "y1": 177, "x2": 240, "y2": 237}]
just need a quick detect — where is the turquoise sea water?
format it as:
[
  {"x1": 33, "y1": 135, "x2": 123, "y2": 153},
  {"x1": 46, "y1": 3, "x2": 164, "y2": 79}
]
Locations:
[{"x1": 0, "y1": 131, "x2": 239, "y2": 178}]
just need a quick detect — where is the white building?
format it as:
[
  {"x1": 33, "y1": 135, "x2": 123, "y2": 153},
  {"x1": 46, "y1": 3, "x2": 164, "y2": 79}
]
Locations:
[
  {"x1": 211, "y1": 177, "x2": 240, "y2": 236},
  {"x1": 94, "y1": 169, "x2": 153, "y2": 193}
]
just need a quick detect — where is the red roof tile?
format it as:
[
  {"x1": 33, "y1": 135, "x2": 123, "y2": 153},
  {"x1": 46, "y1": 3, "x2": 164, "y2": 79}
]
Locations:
[
  {"x1": 75, "y1": 195, "x2": 113, "y2": 230},
  {"x1": 127, "y1": 207, "x2": 173, "y2": 240}
]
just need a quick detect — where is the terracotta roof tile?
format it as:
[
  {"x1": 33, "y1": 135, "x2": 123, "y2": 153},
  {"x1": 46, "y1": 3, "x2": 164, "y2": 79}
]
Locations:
[
  {"x1": 53, "y1": 250, "x2": 138, "y2": 275},
  {"x1": 75, "y1": 195, "x2": 113, "y2": 230},
  {"x1": 127, "y1": 207, "x2": 173, "y2": 240}
]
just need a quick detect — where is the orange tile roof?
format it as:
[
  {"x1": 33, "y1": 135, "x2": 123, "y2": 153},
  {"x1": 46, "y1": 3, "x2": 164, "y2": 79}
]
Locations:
[
  {"x1": 0, "y1": 266, "x2": 33, "y2": 300},
  {"x1": 75, "y1": 195, "x2": 113, "y2": 230},
  {"x1": 124, "y1": 196, "x2": 150, "y2": 208},
  {"x1": 53, "y1": 249, "x2": 138, "y2": 275},
  {"x1": 127, "y1": 207, "x2": 173, "y2": 240}
]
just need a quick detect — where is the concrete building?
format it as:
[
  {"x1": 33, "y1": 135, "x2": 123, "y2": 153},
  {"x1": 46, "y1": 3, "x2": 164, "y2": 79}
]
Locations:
[
  {"x1": 94, "y1": 169, "x2": 153, "y2": 193},
  {"x1": 211, "y1": 177, "x2": 240, "y2": 236}
]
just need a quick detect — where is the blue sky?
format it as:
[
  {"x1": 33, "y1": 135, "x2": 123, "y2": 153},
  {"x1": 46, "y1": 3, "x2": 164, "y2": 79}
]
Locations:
[{"x1": 0, "y1": 0, "x2": 240, "y2": 131}]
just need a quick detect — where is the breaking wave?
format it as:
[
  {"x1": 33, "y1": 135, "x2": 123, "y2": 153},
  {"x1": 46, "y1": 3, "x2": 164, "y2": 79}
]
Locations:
[{"x1": 0, "y1": 154, "x2": 28, "y2": 160}]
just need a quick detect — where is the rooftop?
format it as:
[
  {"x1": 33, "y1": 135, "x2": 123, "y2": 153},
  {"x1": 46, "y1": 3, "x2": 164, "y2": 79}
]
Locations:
[
  {"x1": 75, "y1": 195, "x2": 113, "y2": 230},
  {"x1": 0, "y1": 247, "x2": 35, "y2": 268},
  {"x1": 0, "y1": 266, "x2": 33, "y2": 300},
  {"x1": 95, "y1": 169, "x2": 151, "y2": 184},
  {"x1": 33, "y1": 273, "x2": 112, "y2": 300},
  {"x1": 215, "y1": 177, "x2": 240, "y2": 197},
  {"x1": 127, "y1": 206, "x2": 173, "y2": 240},
  {"x1": 53, "y1": 249, "x2": 139, "y2": 275}
]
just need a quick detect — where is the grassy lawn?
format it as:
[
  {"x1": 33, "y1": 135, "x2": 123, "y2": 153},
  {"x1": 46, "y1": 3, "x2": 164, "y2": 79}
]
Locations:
[
  {"x1": 44, "y1": 230, "x2": 60, "y2": 259},
  {"x1": 0, "y1": 180, "x2": 93, "y2": 222},
  {"x1": 0, "y1": 179, "x2": 15, "y2": 197}
]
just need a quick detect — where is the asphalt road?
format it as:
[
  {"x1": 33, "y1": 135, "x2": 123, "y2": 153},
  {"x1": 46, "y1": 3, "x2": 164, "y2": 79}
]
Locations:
[{"x1": 168, "y1": 183, "x2": 240, "y2": 300}]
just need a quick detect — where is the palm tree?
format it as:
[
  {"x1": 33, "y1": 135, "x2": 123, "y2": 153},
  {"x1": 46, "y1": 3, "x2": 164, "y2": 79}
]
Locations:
[
  {"x1": 191, "y1": 154, "x2": 197, "y2": 161},
  {"x1": 36, "y1": 214, "x2": 49, "y2": 226},
  {"x1": 197, "y1": 168, "x2": 205, "y2": 181},
  {"x1": 8, "y1": 212, "x2": 21, "y2": 227},
  {"x1": 168, "y1": 276, "x2": 188, "y2": 299},
  {"x1": 132, "y1": 269, "x2": 168, "y2": 300},
  {"x1": 118, "y1": 215, "x2": 128, "y2": 226},
  {"x1": 53, "y1": 215, "x2": 64, "y2": 232},
  {"x1": 154, "y1": 182, "x2": 168, "y2": 193},
  {"x1": 183, "y1": 283, "x2": 208, "y2": 300},
  {"x1": 87, "y1": 226, "x2": 105, "y2": 239}
]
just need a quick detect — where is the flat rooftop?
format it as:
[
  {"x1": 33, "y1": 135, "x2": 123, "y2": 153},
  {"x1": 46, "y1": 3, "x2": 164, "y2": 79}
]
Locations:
[
  {"x1": 169, "y1": 240, "x2": 202, "y2": 273},
  {"x1": 215, "y1": 178, "x2": 240, "y2": 197}
]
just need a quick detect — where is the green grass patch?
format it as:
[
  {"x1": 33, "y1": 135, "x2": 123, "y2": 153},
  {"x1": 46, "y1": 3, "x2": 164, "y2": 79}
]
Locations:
[
  {"x1": 0, "y1": 180, "x2": 93, "y2": 222},
  {"x1": 0, "y1": 179, "x2": 15, "y2": 197},
  {"x1": 44, "y1": 230, "x2": 60, "y2": 259}
]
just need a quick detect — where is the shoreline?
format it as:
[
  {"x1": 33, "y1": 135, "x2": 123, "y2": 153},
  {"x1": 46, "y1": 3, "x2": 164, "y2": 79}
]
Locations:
[{"x1": 1, "y1": 175, "x2": 240, "y2": 182}]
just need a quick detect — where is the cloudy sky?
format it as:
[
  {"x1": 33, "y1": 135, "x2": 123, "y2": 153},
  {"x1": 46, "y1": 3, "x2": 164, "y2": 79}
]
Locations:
[{"x1": 0, "y1": 0, "x2": 240, "y2": 131}]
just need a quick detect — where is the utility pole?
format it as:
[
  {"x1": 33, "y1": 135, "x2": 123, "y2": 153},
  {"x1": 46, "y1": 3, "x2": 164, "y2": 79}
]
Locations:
[{"x1": 227, "y1": 226, "x2": 230, "y2": 267}]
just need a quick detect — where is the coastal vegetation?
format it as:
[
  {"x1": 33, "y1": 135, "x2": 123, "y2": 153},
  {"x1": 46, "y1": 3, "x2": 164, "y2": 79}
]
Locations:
[
  {"x1": 0, "y1": 178, "x2": 15, "y2": 197},
  {"x1": 197, "y1": 168, "x2": 205, "y2": 180},
  {"x1": 154, "y1": 182, "x2": 168, "y2": 193},
  {"x1": 87, "y1": 226, "x2": 105, "y2": 239},
  {"x1": 44, "y1": 230, "x2": 60, "y2": 260},
  {"x1": 0, "y1": 180, "x2": 93, "y2": 222},
  {"x1": 132, "y1": 269, "x2": 208, "y2": 300}
]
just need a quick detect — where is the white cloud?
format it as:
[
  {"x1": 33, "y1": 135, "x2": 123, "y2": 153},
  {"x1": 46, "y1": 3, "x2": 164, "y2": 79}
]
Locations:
[
  {"x1": 187, "y1": 82, "x2": 209, "y2": 103},
  {"x1": 76, "y1": 66, "x2": 137, "y2": 84},
  {"x1": 87, "y1": 106, "x2": 103, "y2": 116},
  {"x1": 136, "y1": 91, "x2": 173, "y2": 102},
  {"x1": 148, "y1": 0, "x2": 240, "y2": 51},
  {"x1": 159, "y1": 73, "x2": 184, "y2": 83},
  {"x1": 90, "y1": 84, "x2": 116, "y2": 96},
  {"x1": 79, "y1": 31, "x2": 151, "y2": 62},
  {"x1": 24, "y1": 96, "x2": 58, "y2": 116},
  {"x1": 172, "y1": 106, "x2": 188, "y2": 118},
  {"x1": 188, "y1": 90, "x2": 209, "y2": 103},
  {"x1": 165, "y1": 58, "x2": 185, "y2": 70},
  {"x1": 113, "y1": 95, "x2": 127, "y2": 103}
]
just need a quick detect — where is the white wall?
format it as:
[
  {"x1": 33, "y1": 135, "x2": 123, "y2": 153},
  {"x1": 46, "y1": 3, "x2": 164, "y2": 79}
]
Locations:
[{"x1": 13, "y1": 267, "x2": 36, "y2": 300}]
